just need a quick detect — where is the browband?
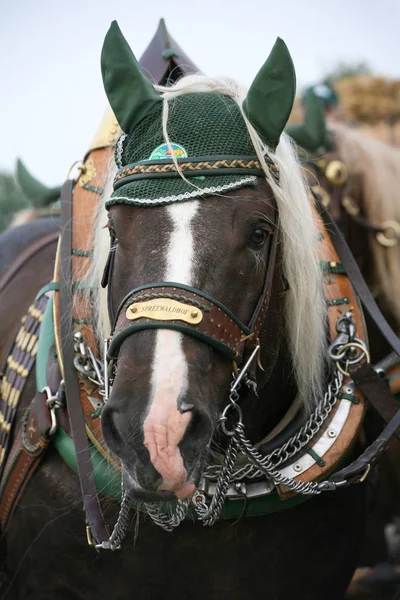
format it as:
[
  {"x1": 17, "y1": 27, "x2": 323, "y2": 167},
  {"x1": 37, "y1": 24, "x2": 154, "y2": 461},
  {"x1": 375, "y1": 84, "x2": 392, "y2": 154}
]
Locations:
[{"x1": 113, "y1": 155, "x2": 279, "y2": 190}]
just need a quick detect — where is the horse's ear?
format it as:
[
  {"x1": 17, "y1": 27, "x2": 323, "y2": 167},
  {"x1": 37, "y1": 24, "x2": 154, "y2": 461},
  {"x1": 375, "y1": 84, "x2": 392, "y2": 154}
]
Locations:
[
  {"x1": 16, "y1": 159, "x2": 61, "y2": 206},
  {"x1": 243, "y1": 38, "x2": 296, "y2": 150},
  {"x1": 101, "y1": 21, "x2": 162, "y2": 133},
  {"x1": 286, "y1": 90, "x2": 327, "y2": 152}
]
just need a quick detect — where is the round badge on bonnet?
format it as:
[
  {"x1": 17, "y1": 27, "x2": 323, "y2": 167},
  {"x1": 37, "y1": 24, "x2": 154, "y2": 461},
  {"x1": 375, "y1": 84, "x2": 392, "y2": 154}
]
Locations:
[{"x1": 148, "y1": 143, "x2": 188, "y2": 161}]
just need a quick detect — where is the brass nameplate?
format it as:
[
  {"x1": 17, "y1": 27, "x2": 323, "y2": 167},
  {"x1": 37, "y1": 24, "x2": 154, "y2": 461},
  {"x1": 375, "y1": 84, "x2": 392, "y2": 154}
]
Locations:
[{"x1": 126, "y1": 298, "x2": 203, "y2": 324}]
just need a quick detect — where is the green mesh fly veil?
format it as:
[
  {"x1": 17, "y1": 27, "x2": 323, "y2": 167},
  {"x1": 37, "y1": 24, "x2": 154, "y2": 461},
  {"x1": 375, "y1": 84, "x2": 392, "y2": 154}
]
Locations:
[{"x1": 101, "y1": 22, "x2": 297, "y2": 208}]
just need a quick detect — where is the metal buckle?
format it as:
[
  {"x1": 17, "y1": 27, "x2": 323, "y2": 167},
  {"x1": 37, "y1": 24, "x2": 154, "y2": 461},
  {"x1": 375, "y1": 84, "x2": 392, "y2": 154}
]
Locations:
[
  {"x1": 86, "y1": 525, "x2": 96, "y2": 547},
  {"x1": 199, "y1": 478, "x2": 275, "y2": 500}
]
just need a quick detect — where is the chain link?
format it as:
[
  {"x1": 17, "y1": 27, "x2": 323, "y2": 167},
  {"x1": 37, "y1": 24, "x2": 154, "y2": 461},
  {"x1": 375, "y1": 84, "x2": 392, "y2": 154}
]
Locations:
[{"x1": 73, "y1": 331, "x2": 106, "y2": 396}]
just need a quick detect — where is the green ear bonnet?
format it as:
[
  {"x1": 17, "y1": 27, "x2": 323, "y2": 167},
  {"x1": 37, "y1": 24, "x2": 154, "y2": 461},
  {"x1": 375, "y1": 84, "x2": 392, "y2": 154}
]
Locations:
[
  {"x1": 286, "y1": 90, "x2": 334, "y2": 154},
  {"x1": 101, "y1": 22, "x2": 296, "y2": 208},
  {"x1": 16, "y1": 160, "x2": 61, "y2": 207}
]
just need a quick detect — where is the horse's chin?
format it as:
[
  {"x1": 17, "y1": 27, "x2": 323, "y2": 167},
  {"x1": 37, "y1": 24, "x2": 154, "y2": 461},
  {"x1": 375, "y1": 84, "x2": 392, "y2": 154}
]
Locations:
[{"x1": 122, "y1": 468, "x2": 197, "y2": 502}]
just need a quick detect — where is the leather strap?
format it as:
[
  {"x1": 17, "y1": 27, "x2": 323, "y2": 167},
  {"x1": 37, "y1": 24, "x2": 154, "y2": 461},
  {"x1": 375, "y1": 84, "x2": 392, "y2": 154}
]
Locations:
[
  {"x1": 59, "y1": 180, "x2": 109, "y2": 546},
  {"x1": 330, "y1": 406, "x2": 400, "y2": 486},
  {"x1": 109, "y1": 284, "x2": 252, "y2": 362},
  {"x1": 351, "y1": 363, "x2": 400, "y2": 428},
  {"x1": 316, "y1": 197, "x2": 400, "y2": 357},
  {"x1": 0, "y1": 387, "x2": 55, "y2": 529},
  {"x1": 0, "y1": 328, "x2": 63, "y2": 531}
]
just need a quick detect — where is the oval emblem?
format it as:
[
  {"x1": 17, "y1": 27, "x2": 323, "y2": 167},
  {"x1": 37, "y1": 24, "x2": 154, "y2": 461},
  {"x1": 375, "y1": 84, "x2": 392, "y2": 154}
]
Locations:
[{"x1": 148, "y1": 143, "x2": 188, "y2": 161}]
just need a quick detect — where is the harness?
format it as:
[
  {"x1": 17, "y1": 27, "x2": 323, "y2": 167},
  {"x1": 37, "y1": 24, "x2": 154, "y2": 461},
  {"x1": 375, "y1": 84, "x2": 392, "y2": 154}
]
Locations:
[
  {"x1": 1, "y1": 152, "x2": 399, "y2": 550},
  {"x1": 1, "y1": 104, "x2": 400, "y2": 550},
  {"x1": 308, "y1": 153, "x2": 400, "y2": 248}
]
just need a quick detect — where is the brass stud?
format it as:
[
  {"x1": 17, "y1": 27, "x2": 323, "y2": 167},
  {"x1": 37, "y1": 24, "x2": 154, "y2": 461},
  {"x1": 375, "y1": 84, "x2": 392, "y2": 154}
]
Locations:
[
  {"x1": 130, "y1": 306, "x2": 137, "y2": 313},
  {"x1": 330, "y1": 261, "x2": 337, "y2": 268},
  {"x1": 191, "y1": 310, "x2": 198, "y2": 318}
]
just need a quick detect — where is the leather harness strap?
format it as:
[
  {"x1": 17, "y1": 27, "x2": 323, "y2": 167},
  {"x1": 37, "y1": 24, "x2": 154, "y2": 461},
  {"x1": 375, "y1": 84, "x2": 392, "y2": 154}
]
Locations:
[
  {"x1": 314, "y1": 200, "x2": 400, "y2": 486},
  {"x1": 316, "y1": 197, "x2": 400, "y2": 358},
  {"x1": 0, "y1": 352, "x2": 61, "y2": 530},
  {"x1": 59, "y1": 180, "x2": 109, "y2": 546}
]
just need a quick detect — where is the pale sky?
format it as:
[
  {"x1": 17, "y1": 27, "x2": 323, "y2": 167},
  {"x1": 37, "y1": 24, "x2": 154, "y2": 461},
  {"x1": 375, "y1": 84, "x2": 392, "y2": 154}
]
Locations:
[{"x1": 1, "y1": 0, "x2": 398, "y2": 185}]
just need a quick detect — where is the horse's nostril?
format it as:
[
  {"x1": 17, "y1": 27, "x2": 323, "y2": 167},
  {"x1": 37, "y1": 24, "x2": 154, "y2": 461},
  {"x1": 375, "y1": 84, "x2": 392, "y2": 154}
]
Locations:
[
  {"x1": 178, "y1": 399, "x2": 194, "y2": 413},
  {"x1": 135, "y1": 461, "x2": 163, "y2": 491},
  {"x1": 180, "y1": 406, "x2": 212, "y2": 450}
]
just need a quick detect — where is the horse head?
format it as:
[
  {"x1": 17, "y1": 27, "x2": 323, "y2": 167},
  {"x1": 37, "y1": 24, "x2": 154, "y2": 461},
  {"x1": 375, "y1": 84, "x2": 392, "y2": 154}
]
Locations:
[{"x1": 96, "y1": 22, "x2": 327, "y2": 502}]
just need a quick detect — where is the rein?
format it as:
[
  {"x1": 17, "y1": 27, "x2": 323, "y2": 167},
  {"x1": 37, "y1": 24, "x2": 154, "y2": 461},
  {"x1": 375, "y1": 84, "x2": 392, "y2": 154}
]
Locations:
[{"x1": 59, "y1": 180, "x2": 110, "y2": 546}]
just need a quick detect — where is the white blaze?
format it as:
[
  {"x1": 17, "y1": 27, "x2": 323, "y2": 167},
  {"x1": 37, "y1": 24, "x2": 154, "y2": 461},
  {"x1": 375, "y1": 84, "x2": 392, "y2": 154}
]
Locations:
[{"x1": 144, "y1": 201, "x2": 199, "y2": 491}]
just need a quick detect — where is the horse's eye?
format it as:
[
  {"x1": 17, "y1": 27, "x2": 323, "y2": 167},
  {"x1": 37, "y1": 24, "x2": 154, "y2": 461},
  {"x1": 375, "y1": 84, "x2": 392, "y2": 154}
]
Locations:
[{"x1": 250, "y1": 228, "x2": 268, "y2": 246}]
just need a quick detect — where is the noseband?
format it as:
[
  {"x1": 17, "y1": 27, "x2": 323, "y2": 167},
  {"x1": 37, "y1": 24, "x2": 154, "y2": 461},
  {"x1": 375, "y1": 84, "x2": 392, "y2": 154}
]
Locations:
[{"x1": 102, "y1": 210, "x2": 278, "y2": 375}]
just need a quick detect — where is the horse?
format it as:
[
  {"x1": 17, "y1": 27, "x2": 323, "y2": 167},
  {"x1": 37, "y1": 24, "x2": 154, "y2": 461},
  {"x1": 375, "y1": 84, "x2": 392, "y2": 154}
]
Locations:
[
  {"x1": 288, "y1": 98, "x2": 400, "y2": 596},
  {"x1": 1, "y1": 21, "x2": 398, "y2": 600},
  {"x1": 288, "y1": 97, "x2": 400, "y2": 351},
  {"x1": 8, "y1": 160, "x2": 61, "y2": 228}
]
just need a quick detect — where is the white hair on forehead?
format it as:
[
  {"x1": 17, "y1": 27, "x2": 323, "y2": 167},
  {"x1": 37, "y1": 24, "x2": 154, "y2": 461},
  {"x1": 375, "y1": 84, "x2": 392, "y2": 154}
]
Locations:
[{"x1": 86, "y1": 74, "x2": 327, "y2": 410}]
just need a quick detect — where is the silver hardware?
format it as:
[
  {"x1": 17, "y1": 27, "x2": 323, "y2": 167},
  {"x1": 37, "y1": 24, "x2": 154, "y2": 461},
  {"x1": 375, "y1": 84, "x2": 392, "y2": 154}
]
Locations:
[
  {"x1": 88, "y1": 396, "x2": 103, "y2": 411},
  {"x1": 199, "y1": 477, "x2": 274, "y2": 499},
  {"x1": 95, "y1": 478, "x2": 131, "y2": 551},
  {"x1": 231, "y1": 346, "x2": 260, "y2": 393},
  {"x1": 86, "y1": 305, "x2": 363, "y2": 541},
  {"x1": 72, "y1": 331, "x2": 106, "y2": 400},
  {"x1": 42, "y1": 385, "x2": 62, "y2": 436},
  {"x1": 220, "y1": 402, "x2": 243, "y2": 437}
]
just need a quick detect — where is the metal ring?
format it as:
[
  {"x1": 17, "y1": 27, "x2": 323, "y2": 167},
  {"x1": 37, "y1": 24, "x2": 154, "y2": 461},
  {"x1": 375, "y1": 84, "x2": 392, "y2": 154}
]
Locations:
[
  {"x1": 329, "y1": 344, "x2": 347, "y2": 362},
  {"x1": 376, "y1": 220, "x2": 400, "y2": 248},
  {"x1": 325, "y1": 160, "x2": 348, "y2": 186},
  {"x1": 341, "y1": 195, "x2": 360, "y2": 216},
  {"x1": 220, "y1": 403, "x2": 243, "y2": 436},
  {"x1": 336, "y1": 342, "x2": 370, "y2": 376}
]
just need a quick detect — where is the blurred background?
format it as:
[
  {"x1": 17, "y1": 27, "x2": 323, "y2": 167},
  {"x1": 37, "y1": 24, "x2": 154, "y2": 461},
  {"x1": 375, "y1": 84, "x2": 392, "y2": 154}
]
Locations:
[{"x1": 0, "y1": 0, "x2": 399, "y2": 220}]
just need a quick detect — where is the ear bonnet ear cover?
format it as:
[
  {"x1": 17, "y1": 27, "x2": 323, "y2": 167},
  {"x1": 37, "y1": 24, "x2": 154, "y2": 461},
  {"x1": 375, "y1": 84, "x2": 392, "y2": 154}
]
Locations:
[
  {"x1": 242, "y1": 37, "x2": 296, "y2": 149},
  {"x1": 101, "y1": 20, "x2": 162, "y2": 133}
]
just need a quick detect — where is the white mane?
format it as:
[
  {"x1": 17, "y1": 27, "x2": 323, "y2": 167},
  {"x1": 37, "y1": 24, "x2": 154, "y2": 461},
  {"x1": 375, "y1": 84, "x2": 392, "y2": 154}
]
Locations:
[{"x1": 87, "y1": 74, "x2": 327, "y2": 410}]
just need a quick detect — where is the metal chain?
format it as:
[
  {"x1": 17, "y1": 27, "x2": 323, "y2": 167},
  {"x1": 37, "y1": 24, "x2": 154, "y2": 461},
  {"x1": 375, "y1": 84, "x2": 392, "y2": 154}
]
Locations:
[
  {"x1": 144, "y1": 499, "x2": 191, "y2": 532},
  {"x1": 202, "y1": 370, "x2": 343, "y2": 482},
  {"x1": 96, "y1": 481, "x2": 132, "y2": 551},
  {"x1": 193, "y1": 428, "x2": 241, "y2": 526},
  {"x1": 85, "y1": 312, "x2": 368, "y2": 542},
  {"x1": 73, "y1": 331, "x2": 106, "y2": 396}
]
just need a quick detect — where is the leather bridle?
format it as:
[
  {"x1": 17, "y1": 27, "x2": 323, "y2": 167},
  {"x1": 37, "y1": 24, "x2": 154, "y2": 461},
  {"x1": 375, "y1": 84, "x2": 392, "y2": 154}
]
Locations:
[{"x1": 102, "y1": 210, "x2": 279, "y2": 372}]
